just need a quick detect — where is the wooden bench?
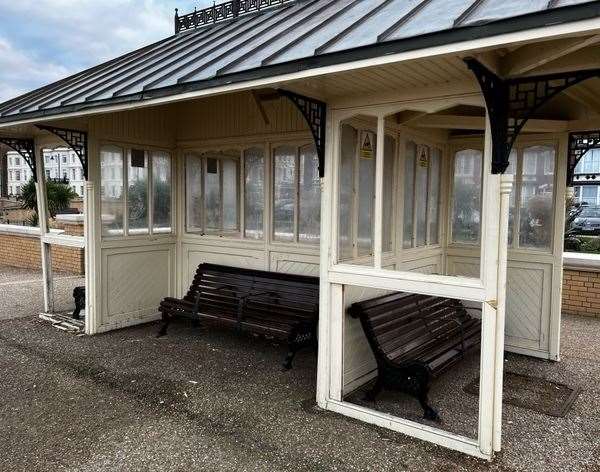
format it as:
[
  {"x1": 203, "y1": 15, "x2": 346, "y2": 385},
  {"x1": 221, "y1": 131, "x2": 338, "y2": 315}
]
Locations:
[
  {"x1": 158, "y1": 263, "x2": 319, "y2": 369},
  {"x1": 348, "y1": 292, "x2": 481, "y2": 422}
]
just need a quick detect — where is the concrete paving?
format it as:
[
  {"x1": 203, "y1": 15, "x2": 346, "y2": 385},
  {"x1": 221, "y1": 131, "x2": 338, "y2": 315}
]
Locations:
[
  {"x1": 0, "y1": 265, "x2": 84, "y2": 320},
  {"x1": 0, "y1": 312, "x2": 598, "y2": 472}
]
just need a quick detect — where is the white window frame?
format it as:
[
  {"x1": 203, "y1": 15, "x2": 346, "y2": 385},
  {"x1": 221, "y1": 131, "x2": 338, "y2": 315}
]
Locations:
[{"x1": 100, "y1": 142, "x2": 175, "y2": 240}]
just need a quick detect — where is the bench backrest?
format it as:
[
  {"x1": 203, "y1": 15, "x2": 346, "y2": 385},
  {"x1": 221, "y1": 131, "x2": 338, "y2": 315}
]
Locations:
[
  {"x1": 348, "y1": 292, "x2": 474, "y2": 368},
  {"x1": 185, "y1": 263, "x2": 319, "y2": 324}
]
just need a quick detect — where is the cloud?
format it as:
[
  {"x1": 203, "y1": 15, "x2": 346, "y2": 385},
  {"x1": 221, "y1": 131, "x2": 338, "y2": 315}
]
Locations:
[{"x1": 0, "y1": 0, "x2": 212, "y2": 102}]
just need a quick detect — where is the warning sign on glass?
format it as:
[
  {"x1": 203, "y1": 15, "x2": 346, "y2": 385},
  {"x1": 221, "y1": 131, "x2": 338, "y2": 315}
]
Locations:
[
  {"x1": 417, "y1": 144, "x2": 430, "y2": 168},
  {"x1": 360, "y1": 131, "x2": 375, "y2": 159}
]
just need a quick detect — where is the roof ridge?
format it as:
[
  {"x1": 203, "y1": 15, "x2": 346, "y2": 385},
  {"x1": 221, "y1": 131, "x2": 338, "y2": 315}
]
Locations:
[{"x1": 174, "y1": 0, "x2": 296, "y2": 34}]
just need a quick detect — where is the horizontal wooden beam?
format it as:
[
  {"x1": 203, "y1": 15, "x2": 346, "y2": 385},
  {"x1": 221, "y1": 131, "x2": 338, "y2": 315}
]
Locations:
[
  {"x1": 410, "y1": 114, "x2": 568, "y2": 133},
  {"x1": 502, "y1": 35, "x2": 600, "y2": 76}
]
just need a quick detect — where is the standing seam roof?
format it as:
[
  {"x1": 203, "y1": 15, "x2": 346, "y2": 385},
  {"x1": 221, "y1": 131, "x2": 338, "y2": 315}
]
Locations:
[{"x1": 0, "y1": 0, "x2": 597, "y2": 123}]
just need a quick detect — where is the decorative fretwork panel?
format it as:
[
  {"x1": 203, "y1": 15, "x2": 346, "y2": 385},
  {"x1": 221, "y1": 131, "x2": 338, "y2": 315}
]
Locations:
[
  {"x1": 0, "y1": 137, "x2": 36, "y2": 181},
  {"x1": 278, "y1": 89, "x2": 327, "y2": 177},
  {"x1": 465, "y1": 58, "x2": 600, "y2": 176},
  {"x1": 175, "y1": 0, "x2": 294, "y2": 33},
  {"x1": 568, "y1": 131, "x2": 600, "y2": 186},
  {"x1": 36, "y1": 125, "x2": 88, "y2": 180}
]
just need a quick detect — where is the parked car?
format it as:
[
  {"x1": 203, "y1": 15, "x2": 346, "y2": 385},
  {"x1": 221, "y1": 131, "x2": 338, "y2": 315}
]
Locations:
[{"x1": 572, "y1": 207, "x2": 600, "y2": 235}]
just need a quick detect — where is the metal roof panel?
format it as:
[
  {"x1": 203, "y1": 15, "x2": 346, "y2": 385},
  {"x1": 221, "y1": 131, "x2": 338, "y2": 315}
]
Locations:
[{"x1": 0, "y1": 0, "x2": 596, "y2": 123}]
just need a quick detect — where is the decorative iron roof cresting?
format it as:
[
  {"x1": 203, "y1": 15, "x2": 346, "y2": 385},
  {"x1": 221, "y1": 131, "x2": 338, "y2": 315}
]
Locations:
[{"x1": 175, "y1": 0, "x2": 294, "y2": 33}]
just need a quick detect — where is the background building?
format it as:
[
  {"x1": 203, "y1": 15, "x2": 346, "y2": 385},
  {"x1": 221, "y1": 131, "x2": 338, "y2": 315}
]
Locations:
[{"x1": 6, "y1": 147, "x2": 85, "y2": 197}]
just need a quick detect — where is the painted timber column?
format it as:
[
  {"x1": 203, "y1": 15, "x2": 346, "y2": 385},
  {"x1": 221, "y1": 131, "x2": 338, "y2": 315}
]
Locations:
[
  {"x1": 493, "y1": 174, "x2": 514, "y2": 452},
  {"x1": 33, "y1": 140, "x2": 54, "y2": 313},
  {"x1": 84, "y1": 180, "x2": 97, "y2": 335},
  {"x1": 478, "y1": 112, "x2": 500, "y2": 458}
]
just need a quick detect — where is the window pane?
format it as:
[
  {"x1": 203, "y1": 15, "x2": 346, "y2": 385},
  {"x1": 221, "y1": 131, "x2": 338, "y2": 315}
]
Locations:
[
  {"x1": 299, "y1": 144, "x2": 320, "y2": 244},
  {"x1": 416, "y1": 145, "x2": 429, "y2": 247},
  {"x1": 222, "y1": 157, "x2": 239, "y2": 231},
  {"x1": 244, "y1": 147, "x2": 264, "y2": 240},
  {"x1": 403, "y1": 141, "x2": 416, "y2": 249},
  {"x1": 339, "y1": 124, "x2": 357, "y2": 260},
  {"x1": 452, "y1": 149, "x2": 482, "y2": 244},
  {"x1": 428, "y1": 148, "x2": 441, "y2": 245},
  {"x1": 127, "y1": 149, "x2": 148, "y2": 235},
  {"x1": 186, "y1": 153, "x2": 203, "y2": 232},
  {"x1": 100, "y1": 145, "x2": 124, "y2": 236},
  {"x1": 358, "y1": 133, "x2": 375, "y2": 256},
  {"x1": 152, "y1": 151, "x2": 171, "y2": 233},
  {"x1": 204, "y1": 156, "x2": 221, "y2": 230},
  {"x1": 383, "y1": 135, "x2": 395, "y2": 252},
  {"x1": 273, "y1": 146, "x2": 296, "y2": 242},
  {"x1": 506, "y1": 150, "x2": 517, "y2": 245},
  {"x1": 519, "y1": 145, "x2": 555, "y2": 249}
]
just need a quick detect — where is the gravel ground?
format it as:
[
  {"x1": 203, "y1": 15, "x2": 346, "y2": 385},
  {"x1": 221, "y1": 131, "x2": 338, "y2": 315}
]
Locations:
[
  {"x1": 0, "y1": 313, "x2": 598, "y2": 472},
  {"x1": 0, "y1": 265, "x2": 84, "y2": 320}
]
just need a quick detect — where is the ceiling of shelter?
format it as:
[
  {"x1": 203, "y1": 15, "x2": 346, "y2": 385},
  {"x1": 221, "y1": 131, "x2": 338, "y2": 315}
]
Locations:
[{"x1": 0, "y1": 0, "x2": 597, "y2": 126}]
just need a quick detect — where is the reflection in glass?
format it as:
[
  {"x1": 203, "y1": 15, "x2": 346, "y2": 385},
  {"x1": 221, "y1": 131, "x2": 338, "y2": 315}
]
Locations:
[
  {"x1": 519, "y1": 145, "x2": 555, "y2": 249},
  {"x1": 127, "y1": 149, "x2": 148, "y2": 235},
  {"x1": 416, "y1": 145, "x2": 429, "y2": 247},
  {"x1": 244, "y1": 147, "x2": 264, "y2": 239},
  {"x1": 383, "y1": 135, "x2": 396, "y2": 252},
  {"x1": 299, "y1": 144, "x2": 320, "y2": 244},
  {"x1": 403, "y1": 141, "x2": 416, "y2": 249},
  {"x1": 100, "y1": 145, "x2": 124, "y2": 236},
  {"x1": 452, "y1": 149, "x2": 482, "y2": 244},
  {"x1": 152, "y1": 151, "x2": 171, "y2": 233},
  {"x1": 222, "y1": 159, "x2": 238, "y2": 231},
  {"x1": 429, "y1": 148, "x2": 441, "y2": 245},
  {"x1": 273, "y1": 146, "x2": 296, "y2": 242},
  {"x1": 186, "y1": 153, "x2": 203, "y2": 232},
  {"x1": 506, "y1": 150, "x2": 517, "y2": 245},
  {"x1": 339, "y1": 124, "x2": 357, "y2": 260},
  {"x1": 204, "y1": 157, "x2": 221, "y2": 230},
  {"x1": 358, "y1": 139, "x2": 375, "y2": 256}
]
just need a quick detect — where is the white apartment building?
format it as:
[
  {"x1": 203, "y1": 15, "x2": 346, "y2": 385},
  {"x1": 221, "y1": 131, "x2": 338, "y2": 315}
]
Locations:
[
  {"x1": 6, "y1": 147, "x2": 85, "y2": 197},
  {"x1": 573, "y1": 148, "x2": 600, "y2": 206}
]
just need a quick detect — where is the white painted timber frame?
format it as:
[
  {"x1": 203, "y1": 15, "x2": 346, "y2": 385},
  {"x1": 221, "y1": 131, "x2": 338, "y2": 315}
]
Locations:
[{"x1": 316, "y1": 96, "x2": 510, "y2": 459}]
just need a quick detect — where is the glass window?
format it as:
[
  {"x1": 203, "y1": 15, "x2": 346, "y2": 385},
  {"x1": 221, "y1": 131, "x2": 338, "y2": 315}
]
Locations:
[
  {"x1": 127, "y1": 149, "x2": 149, "y2": 235},
  {"x1": 357, "y1": 135, "x2": 375, "y2": 256},
  {"x1": 428, "y1": 148, "x2": 441, "y2": 245},
  {"x1": 273, "y1": 146, "x2": 296, "y2": 242},
  {"x1": 452, "y1": 149, "x2": 482, "y2": 244},
  {"x1": 383, "y1": 135, "x2": 396, "y2": 252},
  {"x1": 244, "y1": 147, "x2": 265, "y2": 240},
  {"x1": 152, "y1": 151, "x2": 172, "y2": 233},
  {"x1": 100, "y1": 145, "x2": 124, "y2": 236},
  {"x1": 403, "y1": 141, "x2": 415, "y2": 249},
  {"x1": 204, "y1": 157, "x2": 221, "y2": 230},
  {"x1": 222, "y1": 159, "x2": 238, "y2": 231},
  {"x1": 186, "y1": 153, "x2": 203, "y2": 232},
  {"x1": 415, "y1": 145, "x2": 429, "y2": 247},
  {"x1": 339, "y1": 124, "x2": 357, "y2": 260},
  {"x1": 298, "y1": 144, "x2": 320, "y2": 244},
  {"x1": 185, "y1": 151, "x2": 240, "y2": 235},
  {"x1": 519, "y1": 145, "x2": 555, "y2": 249}
]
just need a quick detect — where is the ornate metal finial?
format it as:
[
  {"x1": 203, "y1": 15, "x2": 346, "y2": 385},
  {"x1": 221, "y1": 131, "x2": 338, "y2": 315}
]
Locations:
[{"x1": 174, "y1": 8, "x2": 180, "y2": 34}]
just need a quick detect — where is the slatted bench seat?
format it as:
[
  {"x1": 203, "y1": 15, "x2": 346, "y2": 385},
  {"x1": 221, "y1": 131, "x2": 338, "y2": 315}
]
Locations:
[
  {"x1": 348, "y1": 292, "x2": 481, "y2": 422},
  {"x1": 158, "y1": 263, "x2": 319, "y2": 369}
]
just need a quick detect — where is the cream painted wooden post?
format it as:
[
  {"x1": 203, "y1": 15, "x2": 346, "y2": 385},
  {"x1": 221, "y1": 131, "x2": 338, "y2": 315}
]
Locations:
[
  {"x1": 373, "y1": 115, "x2": 385, "y2": 268},
  {"x1": 493, "y1": 174, "x2": 514, "y2": 452},
  {"x1": 33, "y1": 141, "x2": 53, "y2": 313},
  {"x1": 317, "y1": 108, "x2": 335, "y2": 408},
  {"x1": 84, "y1": 180, "x2": 97, "y2": 335},
  {"x1": 478, "y1": 113, "x2": 500, "y2": 458}
]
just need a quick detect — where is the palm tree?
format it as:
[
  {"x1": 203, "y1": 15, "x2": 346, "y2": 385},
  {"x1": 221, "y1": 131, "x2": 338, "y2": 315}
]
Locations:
[{"x1": 19, "y1": 177, "x2": 77, "y2": 226}]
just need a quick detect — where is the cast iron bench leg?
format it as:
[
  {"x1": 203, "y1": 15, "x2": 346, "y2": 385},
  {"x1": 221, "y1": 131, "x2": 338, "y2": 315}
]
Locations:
[
  {"x1": 157, "y1": 313, "x2": 170, "y2": 337},
  {"x1": 283, "y1": 343, "x2": 298, "y2": 370}
]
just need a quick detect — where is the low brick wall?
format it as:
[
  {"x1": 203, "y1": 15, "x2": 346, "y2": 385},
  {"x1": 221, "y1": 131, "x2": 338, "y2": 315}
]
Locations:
[
  {"x1": 0, "y1": 224, "x2": 84, "y2": 275},
  {"x1": 562, "y1": 253, "x2": 600, "y2": 318}
]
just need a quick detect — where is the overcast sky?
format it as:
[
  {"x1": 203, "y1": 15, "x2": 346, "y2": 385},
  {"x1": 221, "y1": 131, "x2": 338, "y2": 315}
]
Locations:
[{"x1": 0, "y1": 1, "x2": 215, "y2": 102}]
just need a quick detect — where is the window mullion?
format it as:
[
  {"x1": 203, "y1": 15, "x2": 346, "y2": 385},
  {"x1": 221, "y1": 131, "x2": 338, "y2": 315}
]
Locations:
[
  {"x1": 514, "y1": 148, "x2": 523, "y2": 249},
  {"x1": 294, "y1": 148, "x2": 300, "y2": 243},
  {"x1": 148, "y1": 151, "x2": 153, "y2": 236}
]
